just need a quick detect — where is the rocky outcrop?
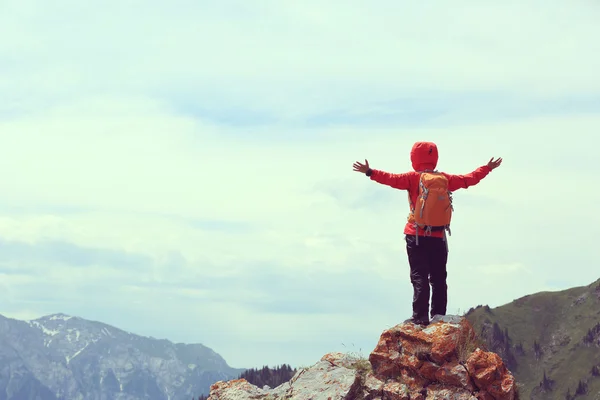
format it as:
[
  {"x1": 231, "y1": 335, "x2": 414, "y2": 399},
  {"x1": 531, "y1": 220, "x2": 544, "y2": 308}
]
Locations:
[{"x1": 207, "y1": 315, "x2": 517, "y2": 400}]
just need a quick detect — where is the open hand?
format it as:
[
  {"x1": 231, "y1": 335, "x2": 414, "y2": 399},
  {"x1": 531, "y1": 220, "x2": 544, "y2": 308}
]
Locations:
[
  {"x1": 352, "y1": 159, "x2": 370, "y2": 174},
  {"x1": 487, "y1": 157, "x2": 503, "y2": 170}
]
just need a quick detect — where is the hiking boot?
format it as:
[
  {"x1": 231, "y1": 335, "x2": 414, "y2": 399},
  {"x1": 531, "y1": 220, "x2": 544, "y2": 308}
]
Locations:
[{"x1": 403, "y1": 317, "x2": 429, "y2": 327}]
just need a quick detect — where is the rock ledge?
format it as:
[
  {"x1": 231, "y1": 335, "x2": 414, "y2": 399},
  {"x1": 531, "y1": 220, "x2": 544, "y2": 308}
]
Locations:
[{"x1": 208, "y1": 316, "x2": 517, "y2": 400}]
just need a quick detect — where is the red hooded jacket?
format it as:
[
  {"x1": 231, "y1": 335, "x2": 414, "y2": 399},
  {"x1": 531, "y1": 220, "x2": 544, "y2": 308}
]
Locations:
[{"x1": 368, "y1": 141, "x2": 492, "y2": 238}]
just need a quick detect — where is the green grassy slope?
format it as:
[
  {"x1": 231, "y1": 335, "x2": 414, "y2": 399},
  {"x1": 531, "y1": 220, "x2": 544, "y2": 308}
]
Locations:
[{"x1": 465, "y1": 278, "x2": 600, "y2": 400}]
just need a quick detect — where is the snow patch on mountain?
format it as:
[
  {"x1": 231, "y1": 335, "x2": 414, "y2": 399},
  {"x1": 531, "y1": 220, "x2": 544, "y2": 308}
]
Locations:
[
  {"x1": 49, "y1": 314, "x2": 73, "y2": 322},
  {"x1": 66, "y1": 343, "x2": 90, "y2": 365},
  {"x1": 29, "y1": 320, "x2": 60, "y2": 336}
]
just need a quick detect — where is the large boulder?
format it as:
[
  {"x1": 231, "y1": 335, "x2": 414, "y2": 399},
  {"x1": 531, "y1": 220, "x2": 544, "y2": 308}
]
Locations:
[
  {"x1": 208, "y1": 352, "x2": 362, "y2": 400},
  {"x1": 369, "y1": 315, "x2": 516, "y2": 400}
]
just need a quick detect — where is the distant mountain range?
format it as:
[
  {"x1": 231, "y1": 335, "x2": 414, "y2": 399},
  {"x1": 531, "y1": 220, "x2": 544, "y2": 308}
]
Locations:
[
  {"x1": 465, "y1": 277, "x2": 600, "y2": 400},
  {"x1": 0, "y1": 313, "x2": 244, "y2": 400}
]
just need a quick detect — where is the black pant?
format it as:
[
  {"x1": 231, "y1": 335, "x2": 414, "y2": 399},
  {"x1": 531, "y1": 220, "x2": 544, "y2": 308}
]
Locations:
[{"x1": 405, "y1": 234, "x2": 448, "y2": 321}]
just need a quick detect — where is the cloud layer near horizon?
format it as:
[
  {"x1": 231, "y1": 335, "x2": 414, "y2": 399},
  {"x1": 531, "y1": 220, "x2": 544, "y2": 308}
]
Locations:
[{"x1": 1, "y1": 0, "x2": 599, "y2": 369}]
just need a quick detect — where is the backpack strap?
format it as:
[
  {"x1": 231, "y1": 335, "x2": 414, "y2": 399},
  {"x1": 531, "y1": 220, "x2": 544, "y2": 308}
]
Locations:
[
  {"x1": 443, "y1": 230, "x2": 449, "y2": 253},
  {"x1": 413, "y1": 223, "x2": 420, "y2": 245}
]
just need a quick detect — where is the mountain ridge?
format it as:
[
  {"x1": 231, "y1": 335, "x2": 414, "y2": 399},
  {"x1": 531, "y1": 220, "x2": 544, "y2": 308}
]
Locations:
[
  {"x1": 465, "y1": 277, "x2": 600, "y2": 400},
  {"x1": 0, "y1": 311, "x2": 245, "y2": 400}
]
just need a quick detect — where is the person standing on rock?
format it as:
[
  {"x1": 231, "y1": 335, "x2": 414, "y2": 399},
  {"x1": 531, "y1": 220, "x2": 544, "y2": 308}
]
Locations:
[{"x1": 352, "y1": 141, "x2": 502, "y2": 326}]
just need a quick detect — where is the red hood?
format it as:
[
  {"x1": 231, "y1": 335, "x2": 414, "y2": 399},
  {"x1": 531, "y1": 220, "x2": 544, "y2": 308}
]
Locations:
[{"x1": 410, "y1": 141, "x2": 438, "y2": 171}]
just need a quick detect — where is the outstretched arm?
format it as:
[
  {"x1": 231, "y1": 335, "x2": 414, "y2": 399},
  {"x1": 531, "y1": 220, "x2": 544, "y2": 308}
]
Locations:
[
  {"x1": 353, "y1": 159, "x2": 412, "y2": 190},
  {"x1": 447, "y1": 157, "x2": 502, "y2": 191}
]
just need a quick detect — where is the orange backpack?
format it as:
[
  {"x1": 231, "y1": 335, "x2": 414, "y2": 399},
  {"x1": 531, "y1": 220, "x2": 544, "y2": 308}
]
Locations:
[{"x1": 408, "y1": 171, "x2": 454, "y2": 243}]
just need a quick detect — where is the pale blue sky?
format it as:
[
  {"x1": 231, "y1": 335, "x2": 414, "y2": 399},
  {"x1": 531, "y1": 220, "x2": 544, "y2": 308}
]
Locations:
[{"x1": 1, "y1": 0, "x2": 599, "y2": 370}]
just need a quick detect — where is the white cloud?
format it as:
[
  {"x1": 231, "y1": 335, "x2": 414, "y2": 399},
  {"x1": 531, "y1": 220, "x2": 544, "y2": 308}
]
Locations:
[{"x1": 0, "y1": 0, "x2": 599, "y2": 370}]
